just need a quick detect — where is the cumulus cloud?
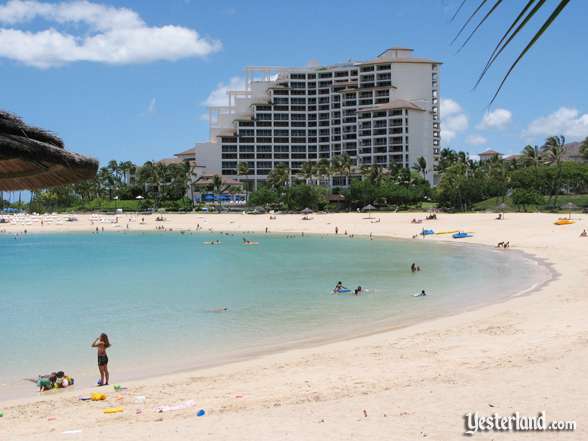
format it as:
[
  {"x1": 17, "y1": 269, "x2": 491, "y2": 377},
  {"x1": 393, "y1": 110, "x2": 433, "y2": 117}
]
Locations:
[
  {"x1": 0, "y1": 0, "x2": 221, "y2": 68},
  {"x1": 523, "y1": 107, "x2": 588, "y2": 140},
  {"x1": 466, "y1": 134, "x2": 487, "y2": 146},
  {"x1": 440, "y1": 98, "x2": 468, "y2": 143},
  {"x1": 477, "y1": 108, "x2": 512, "y2": 129},
  {"x1": 203, "y1": 76, "x2": 246, "y2": 107}
]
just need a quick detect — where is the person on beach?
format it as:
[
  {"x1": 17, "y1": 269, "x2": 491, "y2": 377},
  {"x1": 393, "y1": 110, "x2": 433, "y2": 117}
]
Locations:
[
  {"x1": 91, "y1": 333, "x2": 110, "y2": 386},
  {"x1": 580, "y1": 229, "x2": 587, "y2": 237}
]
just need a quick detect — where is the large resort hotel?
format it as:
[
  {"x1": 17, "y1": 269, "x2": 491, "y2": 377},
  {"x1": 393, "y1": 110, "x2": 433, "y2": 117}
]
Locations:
[{"x1": 195, "y1": 47, "x2": 441, "y2": 187}]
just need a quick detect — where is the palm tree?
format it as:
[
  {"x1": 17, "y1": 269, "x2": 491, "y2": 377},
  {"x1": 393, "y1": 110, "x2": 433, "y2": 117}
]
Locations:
[
  {"x1": 299, "y1": 161, "x2": 316, "y2": 185},
  {"x1": 542, "y1": 135, "x2": 566, "y2": 206},
  {"x1": 237, "y1": 162, "x2": 251, "y2": 193},
  {"x1": 522, "y1": 144, "x2": 541, "y2": 169},
  {"x1": 212, "y1": 175, "x2": 223, "y2": 194},
  {"x1": 412, "y1": 156, "x2": 428, "y2": 179},
  {"x1": 267, "y1": 164, "x2": 290, "y2": 190},
  {"x1": 339, "y1": 154, "x2": 353, "y2": 186},
  {"x1": 317, "y1": 158, "x2": 331, "y2": 186},
  {"x1": 119, "y1": 160, "x2": 136, "y2": 185},
  {"x1": 330, "y1": 155, "x2": 344, "y2": 184}
]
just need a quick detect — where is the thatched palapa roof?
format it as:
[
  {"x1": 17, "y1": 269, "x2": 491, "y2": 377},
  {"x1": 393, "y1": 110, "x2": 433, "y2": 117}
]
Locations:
[{"x1": 0, "y1": 111, "x2": 98, "y2": 191}]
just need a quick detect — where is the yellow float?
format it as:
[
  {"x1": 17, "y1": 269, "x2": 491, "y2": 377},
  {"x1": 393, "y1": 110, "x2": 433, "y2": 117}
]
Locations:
[{"x1": 554, "y1": 219, "x2": 575, "y2": 225}]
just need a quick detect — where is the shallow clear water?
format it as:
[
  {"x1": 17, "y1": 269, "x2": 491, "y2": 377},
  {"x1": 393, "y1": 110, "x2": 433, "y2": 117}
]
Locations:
[{"x1": 0, "y1": 232, "x2": 547, "y2": 400}]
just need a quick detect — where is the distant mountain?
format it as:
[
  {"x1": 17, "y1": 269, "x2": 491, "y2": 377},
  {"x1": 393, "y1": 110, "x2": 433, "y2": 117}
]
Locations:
[{"x1": 562, "y1": 142, "x2": 586, "y2": 163}]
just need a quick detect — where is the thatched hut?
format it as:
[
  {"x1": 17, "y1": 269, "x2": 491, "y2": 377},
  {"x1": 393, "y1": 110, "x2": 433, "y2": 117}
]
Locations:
[{"x1": 0, "y1": 111, "x2": 98, "y2": 191}]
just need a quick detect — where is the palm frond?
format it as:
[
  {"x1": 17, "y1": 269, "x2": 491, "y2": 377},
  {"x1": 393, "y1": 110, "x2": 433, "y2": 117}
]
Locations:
[
  {"x1": 451, "y1": 0, "x2": 490, "y2": 45},
  {"x1": 450, "y1": 0, "x2": 469, "y2": 22},
  {"x1": 457, "y1": 0, "x2": 503, "y2": 53},
  {"x1": 453, "y1": 0, "x2": 572, "y2": 104},
  {"x1": 488, "y1": 0, "x2": 571, "y2": 105},
  {"x1": 476, "y1": 0, "x2": 547, "y2": 89},
  {"x1": 474, "y1": 0, "x2": 538, "y2": 88}
]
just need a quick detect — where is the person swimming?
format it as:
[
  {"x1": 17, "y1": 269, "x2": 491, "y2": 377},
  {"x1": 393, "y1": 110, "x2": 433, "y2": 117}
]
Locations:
[
  {"x1": 354, "y1": 286, "x2": 363, "y2": 295},
  {"x1": 333, "y1": 281, "x2": 347, "y2": 293},
  {"x1": 415, "y1": 290, "x2": 427, "y2": 297}
]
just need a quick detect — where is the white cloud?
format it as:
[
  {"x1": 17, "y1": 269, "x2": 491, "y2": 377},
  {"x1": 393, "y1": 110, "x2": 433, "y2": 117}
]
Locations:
[
  {"x1": 0, "y1": 0, "x2": 221, "y2": 68},
  {"x1": 147, "y1": 97, "x2": 156, "y2": 113},
  {"x1": 466, "y1": 134, "x2": 487, "y2": 146},
  {"x1": 440, "y1": 98, "x2": 468, "y2": 143},
  {"x1": 203, "y1": 76, "x2": 246, "y2": 107},
  {"x1": 440, "y1": 98, "x2": 462, "y2": 116},
  {"x1": 478, "y1": 108, "x2": 512, "y2": 129},
  {"x1": 523, "y1": 107, "x2": 588, "y2": 140}
]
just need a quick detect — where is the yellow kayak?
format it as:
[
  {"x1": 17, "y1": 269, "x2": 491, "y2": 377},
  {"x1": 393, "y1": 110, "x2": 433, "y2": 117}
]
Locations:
[
  {"x1": 103, "y1": 406, "x2": 124, "y2": 414},
  {"x1": 554, "y1": 220, "x2": 575, "y2": 225},
  {"x1": 435, "y1": 230, "x2": 459, "y2": 235}
]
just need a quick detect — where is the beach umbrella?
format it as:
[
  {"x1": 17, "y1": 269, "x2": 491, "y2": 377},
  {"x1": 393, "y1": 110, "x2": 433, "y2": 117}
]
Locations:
[
  {"x1": 0, "y1": 111, "x2": 98, "y2": 191},
  {"x1": 136, "y1": 195, "x2": 144, "y2": 200},
  {"x1": 562, "y1": 202, "x2": 577, "y2": 219},
  {"x1": 362, "y1": 203, "x2": 376, "y2": 219},
  {"x1": 496, "y1": 202, "x2": 507, "y2": 219},
  {"x1": 301, "y1": 207, "x2": 313, "y2": 214}
]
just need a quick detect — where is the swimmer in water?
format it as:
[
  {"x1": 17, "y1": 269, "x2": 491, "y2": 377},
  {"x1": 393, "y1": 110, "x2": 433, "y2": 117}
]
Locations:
[
  {"x1": 354, "y1": 286, "x2": 363, "y2": 295},
  {"x1": 207, "y1": 307, "x2": 228, "y2": 313},
  {"x1": 333, "y1": 281, "x2": 347, "y2": 293},
  {"x1": 415, "y1": 290, "x2": 427, "y2": 297}
]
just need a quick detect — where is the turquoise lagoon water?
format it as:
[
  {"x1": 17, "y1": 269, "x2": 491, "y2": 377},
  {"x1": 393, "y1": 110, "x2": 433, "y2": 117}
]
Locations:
[{"x1": 0, "y1": 232, "x2": 547, "y2": 400}]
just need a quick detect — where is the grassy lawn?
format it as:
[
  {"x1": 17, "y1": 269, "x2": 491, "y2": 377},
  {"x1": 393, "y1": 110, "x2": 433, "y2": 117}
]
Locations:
[{"x1": 473, "y1": 195, "x2": 588, "y2": 212}]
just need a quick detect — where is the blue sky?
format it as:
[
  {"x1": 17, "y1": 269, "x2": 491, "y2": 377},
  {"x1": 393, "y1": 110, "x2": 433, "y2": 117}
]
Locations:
[{"x1": 1, "y1": 0, "x2": 587, "y2": 167}]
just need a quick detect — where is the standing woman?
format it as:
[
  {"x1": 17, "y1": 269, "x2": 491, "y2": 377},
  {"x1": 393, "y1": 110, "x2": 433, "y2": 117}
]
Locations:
[{"x1": 91, "y1": 333, "x2": 110, "y2": 386}]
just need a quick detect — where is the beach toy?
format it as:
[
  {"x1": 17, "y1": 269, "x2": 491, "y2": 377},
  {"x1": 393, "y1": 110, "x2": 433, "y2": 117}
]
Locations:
[
  {"x1": 113, "y1": 384, "x2": 127, "y2": 392},
  {"x1": 103, "y1": 406, "x2": 124, "y2": 414},
  {"x1": 197, "y1": 409, "x2": 206, "y2": 417},
  {"x1": 452, "y1": 232, "x2": 472, "y2": 239},
  {"x1": 335, "y1": 289, "x2": 351, "y2": 294},
  {"x1": 91, "y1": 392, "x2": 106, "y2": 401}
]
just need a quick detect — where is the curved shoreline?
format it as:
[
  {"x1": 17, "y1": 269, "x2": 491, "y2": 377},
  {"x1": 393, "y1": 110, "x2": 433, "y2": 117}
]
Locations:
[
  {"x1": 1, "y1": 212, "x2": 587, "y2": 441},
  {"x1": 0, "y1": 221, "x2": 556, "y2": 404}
]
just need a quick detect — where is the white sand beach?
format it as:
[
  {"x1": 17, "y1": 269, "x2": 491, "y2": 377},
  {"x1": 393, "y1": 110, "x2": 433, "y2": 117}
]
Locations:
[{"x1": 1, "y1": 212, "x2": 587, "y2": 440}]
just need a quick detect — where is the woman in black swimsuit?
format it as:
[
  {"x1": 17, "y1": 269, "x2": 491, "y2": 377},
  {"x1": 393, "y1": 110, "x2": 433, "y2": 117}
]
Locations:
[{"x1": 91, "y1": 333, "x2": 111, "y2": 386}]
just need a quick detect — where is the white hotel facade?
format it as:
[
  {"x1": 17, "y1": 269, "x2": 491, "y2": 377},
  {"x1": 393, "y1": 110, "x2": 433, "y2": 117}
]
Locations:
[{"x1": 194, "y1": 47, "x2": 441, "y2": 187}]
